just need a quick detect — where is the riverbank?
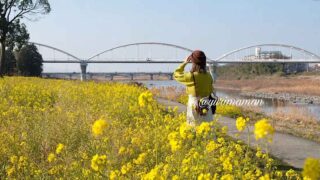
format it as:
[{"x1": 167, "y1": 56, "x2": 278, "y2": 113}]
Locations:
[
  {"x1": 214, "y1": 76, "x2": 320, "y2": 143},
  {"x1": 215, "y1": 75, "x2": 320, "y2": 102},
  {"x1": 150, "y1": 85, "x2": 320, "y2": 143},
  {"x1": 156, "y1": 97, "x2": 320, "y2": 169},
  {"x1": 239, "y1": 91, "x2": 320, "y2": 104},
  {"x1": 240, "y1": 107, "x2": 320, "y2": 144}
]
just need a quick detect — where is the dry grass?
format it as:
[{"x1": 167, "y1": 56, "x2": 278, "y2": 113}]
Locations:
[
  {"x1": 216, "y1": 75, "x2": 320, "y2": 96},
  {"x1": 150, "y1": 86, "x2": 186, "y2": 101},
  {"x1": 215, "y1": 75, "x2": 320, "y2": 142},
  {"x1": 241, "y1": 106, "x2": 320, "y2": 143},
  {"x1": 269, "y1": 107, "x2": 320, "y2": 143},
  {"x1": 152, "y1": 86, "x2": 320, "y2": 143}
]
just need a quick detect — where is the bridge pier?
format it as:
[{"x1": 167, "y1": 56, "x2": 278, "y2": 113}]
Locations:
[
  {"x1": 208, "y1": 63, "x2": 217, "y2": 83},
  {"x1": 130, "y1": 74, "x2": 134, "y2": 81},
  {"x1": 150, "y1": 74, "x2": 154, "y2": 80},
  {"x1": 88, "y1": 74, "x2": 93, "y2": 80},
  {"x1": 80, "y1": 61, "x2": 88, "y2": 81},
  {"x1": 168, "y1": 74, "x2": 173, "y2": 80}
]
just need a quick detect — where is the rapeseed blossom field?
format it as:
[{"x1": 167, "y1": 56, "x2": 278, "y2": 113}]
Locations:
[{"x1": 0, "y1": 77, "x2": 319, "y2": 179}]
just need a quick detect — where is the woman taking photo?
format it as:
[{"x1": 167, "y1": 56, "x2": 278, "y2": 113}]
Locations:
[{"x1": 174, "y1": 50, "x2": 215, "y2": 126}]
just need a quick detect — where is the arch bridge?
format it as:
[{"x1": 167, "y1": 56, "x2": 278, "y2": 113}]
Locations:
[{"x1": 32, "y1": 42, "x2": 320, "y2": 81}]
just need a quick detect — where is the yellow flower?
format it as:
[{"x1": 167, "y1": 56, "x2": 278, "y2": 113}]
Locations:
[
  {"x1": 254, "y1": 119, "x2": 274, "y2": 141},
  {"x1": 206, "y1": 141, "x2": 217, "y2": 153},
  {"x1": 217, "y1": 137, "x2": 225, "y2": 144},
  {"x1": 82, "y1": 169, "x2": 90, "y2": 177},
  {"x1": 18, "y1": 156, "x2": 28, "y2": 169},
  {"x1": 34, "y1": 169, "x2": 42, "y2": 175},
  {"x1": 222, "y1": 157, "x2": 233, "y2": 172},
  {"x1": 133, "y1": 153, "x2": 147, "y2": 165},
  {"x1": 259, "y1": 174, "x2": 270, "y2": 180},
  {"x1": 10, "y1": 155, "x2": 18, "y2": 164},
  {"x1": 118, "y1": 146, "x2": 126, "y2": 155},
  {"x1": 168, "y1": 132, "x2": 181, "y2": 152},
  {"x1": 138, "y1": 91, "x2": 154, "y2": 107},
  {"x1": 0, "y1": 77, "x2": 300, "y2": 178},
  {"x1": 221, "y1": 174, "x2": 234, "y2": 180},
  {"x1": 196, "y1": 122, "x2": 211, "y2": 137},
  {"x1": 47, "y1": 153, "x2": 56, "y2": 163},
  {"x1": 121, "y1": 162, "x2": 132, "y2": 175},
  {"x1": 285, "y1": 169, "x2": 298, "y2": 178},
  {"x1": 172, "y1": 175, "x2": 179, "y2": 180},
  {"x1": 275, "y1": 171, "x2": 283, "y2": 178},
  {"x1": 142, "y1": 165, "x2": 161, "y2": 179},
  {"x1": 302, "y1": 158, "x2": 320, "y2": 180},
  {"x1": 198, "y1": 173, "x2": 211, "y2": 180},
  {"x1": 169, "y1": 139, "x2": 181, "y2": 152},
  {"x1": 92, "y1": 119, "x2": 107, "y2": 136},
  {"x1": 55, "y1": 143, "x2": 65, "y2": 154},
  {"x1": 110, "y1": 170, "x2": 120, "y2": 180},
  {"x1": 256, "y1": 150, "x2": 263, "y2": 158},
  {"x1": 131, "y1": 137, "x2": 142, "y2": 145},
  {"x1": 235, "y1": 144, "x2": 242, "y2": 153},
  {"x1": 179, "y1": 123, "x2": 192, "y2": 139},
  {"x1": 91, "y1": 154, "x2": 107, "y2": 171},
  {"x1": 256, "y1": 169, "x2": 263, "y2": 176},
  {"x1": 236, "y1": 117, "x2": 248, "y2": 132},
  {"x1": 6, "y1": 166, "x2": 15, "y2": 177}
]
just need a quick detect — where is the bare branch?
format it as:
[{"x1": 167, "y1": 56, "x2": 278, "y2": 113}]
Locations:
[
  {"x1": 6, "y1": 2, "x2": 12, "y2": 20},
  {"x1": 3, "y1": 0, "x2": 9, "y2": 10},
  {"x1": 3, "y1": 0, "x2": 15, "y2": 16},
  {"x1": 9, "y1": 7, "x2": 27, "y2": 23},
  {"x1": 7, "y1": 0, "x2": 50, "y2": 23}
]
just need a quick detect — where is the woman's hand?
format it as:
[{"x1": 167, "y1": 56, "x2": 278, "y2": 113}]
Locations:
[{"x1": 184, "y1": 55, "x2": 192, "y2": 63}]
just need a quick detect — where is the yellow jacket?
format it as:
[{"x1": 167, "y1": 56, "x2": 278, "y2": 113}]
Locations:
[{"x1": 174, "y1": 62, "x2": 213, "y2": 97}]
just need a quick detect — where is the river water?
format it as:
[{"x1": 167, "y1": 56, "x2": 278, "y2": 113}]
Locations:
[{"x1": 139, "y1": 80, "x2": 320, "y2": 122}]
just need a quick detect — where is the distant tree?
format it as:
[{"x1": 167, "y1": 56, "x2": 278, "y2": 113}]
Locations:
[
  {"x1": 217, "y1": 63, "x2": 285, "y2": 79},
  {"x1": 7, "y1": 19, "x2": 30, "y2": 51},
  {"x1": 2, "y1": 20, "x2": 30, "y2": 75},
  {"x1": 16, "y1": 44, "x2": 43, "y2": 76},
  {"x1": 0, "y1": 0, "x2": 50, "y2": 76}
]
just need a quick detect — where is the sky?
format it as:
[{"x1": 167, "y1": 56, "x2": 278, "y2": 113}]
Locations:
[{"x1": 24, "y1": 0, "x2": 320, "y2": 72}]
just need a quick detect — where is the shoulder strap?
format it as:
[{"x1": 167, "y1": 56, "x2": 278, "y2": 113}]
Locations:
[{"x1": 191, "y1": 72, "x2": 197, "y2": 97}]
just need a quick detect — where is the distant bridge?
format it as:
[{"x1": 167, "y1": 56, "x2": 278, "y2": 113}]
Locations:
[
  {"x1": 42, "y1": 59, "x2": 183, "y2": 64},
  {"x1": 214, "y1": 44, "x2": 320, "y2": 63},
  {"x1": 42, "y1": 72, "x2": 174, "y2": 80},
  {"x1": 32, "y1": 42, "x2": 320, "y2": 81}
]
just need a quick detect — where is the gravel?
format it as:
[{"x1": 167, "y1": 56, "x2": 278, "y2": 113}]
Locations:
[{"x1": 240, "y1": 92, "x2": 320, "y2": 104}]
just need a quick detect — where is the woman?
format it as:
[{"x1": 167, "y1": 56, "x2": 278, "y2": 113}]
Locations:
[{"x1": 174, "y1": 50, "x2": 215, "y2": 126}]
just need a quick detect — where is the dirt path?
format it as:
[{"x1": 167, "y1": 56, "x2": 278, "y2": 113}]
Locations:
[{"x1": 157, "y1": 98, "x2": 320, "y2": 169}]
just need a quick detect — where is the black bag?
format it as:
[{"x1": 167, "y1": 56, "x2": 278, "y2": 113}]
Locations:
[{"x1": 192, "y1": 73, "x2": 217, "y2": 116}]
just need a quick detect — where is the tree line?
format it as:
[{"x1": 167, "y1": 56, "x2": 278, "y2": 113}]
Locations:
[
  {"x1": 216, "y1": 63, "x2": 308, "y2": 79},
  {"x1": 0, "y1": 0, "x2": 51, "y2": 77}
]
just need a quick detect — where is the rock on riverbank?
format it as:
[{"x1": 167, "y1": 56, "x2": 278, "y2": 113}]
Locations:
[{"x1": 240, "y1": 92, "x2": 320, "y2": 105}]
